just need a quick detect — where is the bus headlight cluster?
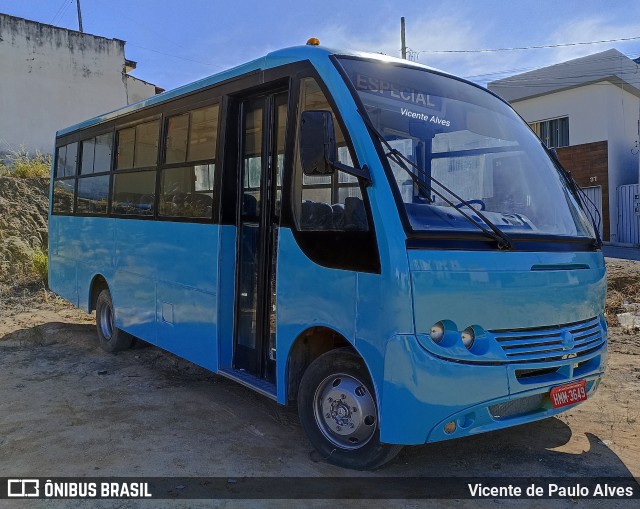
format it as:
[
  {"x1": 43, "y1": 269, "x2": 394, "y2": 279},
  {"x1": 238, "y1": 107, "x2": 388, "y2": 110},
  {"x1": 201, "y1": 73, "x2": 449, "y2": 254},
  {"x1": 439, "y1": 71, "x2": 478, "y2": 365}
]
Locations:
[
  {"x1": 429, "y1": 321, "x2": 445, "y2": 343},
  {"x1": 429, "y1": 321, "x2": 477, "y2": 350},
  {"x1": 461, "y1": 327, "x2": 475, "y2": 348}
]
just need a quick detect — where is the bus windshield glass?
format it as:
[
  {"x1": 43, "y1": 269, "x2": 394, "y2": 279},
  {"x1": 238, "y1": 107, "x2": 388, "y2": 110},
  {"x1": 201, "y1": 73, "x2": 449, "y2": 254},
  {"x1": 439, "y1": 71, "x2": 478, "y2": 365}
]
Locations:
[{"x1": 337, "y1": 57, "x2": 595, "y2": 239}]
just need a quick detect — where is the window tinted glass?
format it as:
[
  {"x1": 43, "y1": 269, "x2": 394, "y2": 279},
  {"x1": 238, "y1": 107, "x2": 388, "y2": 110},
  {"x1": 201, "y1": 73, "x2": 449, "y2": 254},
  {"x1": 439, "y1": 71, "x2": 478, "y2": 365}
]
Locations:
[
  {"x1": 159, "y1": 164, "x2": 214, "y2": 218},
  {"x1": 134, "y1": 121, "x2": 159, "y2": 167},
  {"x1": 242, "y1": 101, "x2": 262, "y2": 220},
  {"x1": 94, "y1": 133, "x2": 113, "y2": 172},
  {"x1": 116, "y1": 121, "x2": 159, "y2": 170},
  {"x1": 166, "y1": 113, "x2": 189, "y2": 164},
  {"x1": 81, "y1": 133, "x2": 112, "y2": 174},
  {"x1": 52, "y1": 178, "x2": 75, "y2": 213},
  {"x1": 81, "y1": 139, "x2": 96, "y2": 174},
  {"x1": 56, "y1": 143, "x2": 78, "y2": 177},
  {"x1": 112, "y1": 170, "x2": 156, "y2": 215},
  {"x1": 294, "y1": 78, "x2": 367, "y2": 232},
  {"x1": 76, "y1": 175, "x2": 109, "y2": 214},
  {"x1": 189, "y1": 105, "x2": 218, "y2": 161},
  {"x1": 116, "y1": 127, "x2": 135, "y2": 169}
]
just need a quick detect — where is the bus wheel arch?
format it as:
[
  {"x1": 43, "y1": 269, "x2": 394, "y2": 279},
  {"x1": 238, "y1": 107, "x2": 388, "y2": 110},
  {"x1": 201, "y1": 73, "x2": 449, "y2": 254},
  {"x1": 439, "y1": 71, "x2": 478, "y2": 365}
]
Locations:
[
  {"x1": 286, "y1": 326, "x2": 354, "y2": 403},
  {"x1": 89, "y1": 274, "x2": 109, "y2": 313}
]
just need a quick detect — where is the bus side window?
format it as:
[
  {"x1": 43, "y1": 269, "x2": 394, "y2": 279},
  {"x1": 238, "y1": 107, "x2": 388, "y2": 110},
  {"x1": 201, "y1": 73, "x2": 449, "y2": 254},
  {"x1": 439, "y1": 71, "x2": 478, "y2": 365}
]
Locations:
[
  {"x1": 52, "y1": 142, "x2": 78, "y2": 214},
  {"x1": 293, "y1": 78, "x2": 368, "y2": 232},
  {"x1": 159, "y1": 104, "x2": 219, "y2": 219},
  {"x1": 112, "y1": 119, "x2": 160, "y2": 216}
]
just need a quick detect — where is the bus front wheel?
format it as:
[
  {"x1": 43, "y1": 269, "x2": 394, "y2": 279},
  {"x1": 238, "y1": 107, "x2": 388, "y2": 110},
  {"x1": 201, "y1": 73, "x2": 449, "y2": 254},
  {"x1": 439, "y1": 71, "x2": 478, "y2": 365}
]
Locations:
[
  {"x1": 297, "y1": 349, "x2": 402, "y2": 470},
  {"x1": 95, "y1": 289, "x2": 132, "y2": 353}
]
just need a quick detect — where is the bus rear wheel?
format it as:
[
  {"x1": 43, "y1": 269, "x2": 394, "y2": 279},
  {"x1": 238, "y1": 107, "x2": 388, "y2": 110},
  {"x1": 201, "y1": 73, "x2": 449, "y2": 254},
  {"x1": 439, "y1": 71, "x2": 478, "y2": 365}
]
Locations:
[
  {"x1": 297, "y1": 349, "x2": 402, "y2": 470},
  {"x1": 95, "y1": 289, "x2": 132, "y2": 352}
]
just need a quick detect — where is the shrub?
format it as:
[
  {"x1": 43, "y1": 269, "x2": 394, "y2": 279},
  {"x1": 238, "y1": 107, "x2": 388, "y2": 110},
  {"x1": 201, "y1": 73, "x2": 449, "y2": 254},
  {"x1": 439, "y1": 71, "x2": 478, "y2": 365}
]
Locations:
[
  {"x1": 2, "y1": 147, "x2": 52, "y2": 178},
  {"x1": 31, "y1": 249, "x2": 49, "y2": 284}
]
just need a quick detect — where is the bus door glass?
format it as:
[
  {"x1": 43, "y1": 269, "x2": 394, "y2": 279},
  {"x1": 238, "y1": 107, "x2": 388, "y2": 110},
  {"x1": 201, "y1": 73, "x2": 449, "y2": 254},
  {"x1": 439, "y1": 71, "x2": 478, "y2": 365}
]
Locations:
[{"x1": 234, "y1": 91, "x2": 287, "y2": 383}]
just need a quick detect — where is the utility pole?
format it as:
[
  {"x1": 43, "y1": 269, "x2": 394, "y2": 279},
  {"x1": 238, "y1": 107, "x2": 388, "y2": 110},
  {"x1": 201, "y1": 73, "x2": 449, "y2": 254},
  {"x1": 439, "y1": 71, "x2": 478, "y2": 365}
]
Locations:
[
  {"x1": 400, "y1": 17, "x2": 406, "y2": 59},
  {"x1": 76, "y1": 0, "x2": 84, "y2": 33}
]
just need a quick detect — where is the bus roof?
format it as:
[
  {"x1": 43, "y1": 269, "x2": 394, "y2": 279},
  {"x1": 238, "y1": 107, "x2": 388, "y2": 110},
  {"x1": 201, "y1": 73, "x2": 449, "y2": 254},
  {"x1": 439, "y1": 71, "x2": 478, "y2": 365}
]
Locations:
[{"x1": 56, "y1": 45, "x2": 445, "y2": 137}]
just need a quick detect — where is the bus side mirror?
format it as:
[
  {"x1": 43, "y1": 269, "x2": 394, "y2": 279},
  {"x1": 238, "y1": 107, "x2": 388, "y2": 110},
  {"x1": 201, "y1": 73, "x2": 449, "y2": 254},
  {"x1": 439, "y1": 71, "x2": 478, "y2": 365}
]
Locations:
[{"x1": 300, "y1": 110, "x2": 337, "y2": 176}]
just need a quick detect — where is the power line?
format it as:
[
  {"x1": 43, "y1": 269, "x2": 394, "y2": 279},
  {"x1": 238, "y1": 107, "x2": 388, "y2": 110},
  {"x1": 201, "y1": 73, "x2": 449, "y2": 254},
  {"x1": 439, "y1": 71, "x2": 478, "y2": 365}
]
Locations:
[
  {"x1": 50, "y1": 0, "x2": 73, "y2": 26},
  {"x1": 458, "y1": 51, "x2": 640, "y2": 83},
  {"x1": 91, "y1": 0, "x2": 225, "y2": 70},
  {"x1": 126, "y1": 43, "x2": 224, "y2": 68},
  {"x1": 414, "y1": 35, "x2": 640, "y2": 54}
]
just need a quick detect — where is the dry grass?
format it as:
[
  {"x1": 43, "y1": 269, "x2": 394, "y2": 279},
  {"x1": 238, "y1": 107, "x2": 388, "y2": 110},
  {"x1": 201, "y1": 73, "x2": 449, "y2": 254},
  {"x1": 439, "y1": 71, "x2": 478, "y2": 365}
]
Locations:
[{"x1": 0, "y1": 146, "x2": 51, "y2": 178}]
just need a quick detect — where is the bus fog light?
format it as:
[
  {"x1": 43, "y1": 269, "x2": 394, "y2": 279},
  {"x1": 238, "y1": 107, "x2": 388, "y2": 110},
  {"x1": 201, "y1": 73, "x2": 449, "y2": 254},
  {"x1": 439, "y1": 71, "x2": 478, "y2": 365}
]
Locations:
[
  {"x1": 430, "y1": 321, "x2": 445, "y2": 344},
  {"x1": 444, "y1": 421, "x2": 456, "y2": 434},
  {"x1": 461, "y1": 327, "x2": 475, "y2": 349}
]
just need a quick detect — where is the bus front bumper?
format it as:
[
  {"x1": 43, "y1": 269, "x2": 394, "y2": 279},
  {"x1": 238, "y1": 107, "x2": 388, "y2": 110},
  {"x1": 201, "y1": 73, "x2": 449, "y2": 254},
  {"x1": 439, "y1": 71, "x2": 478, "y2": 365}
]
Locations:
[{"x1": 378, "y1": 334, "x2": 606, "y2": 445}]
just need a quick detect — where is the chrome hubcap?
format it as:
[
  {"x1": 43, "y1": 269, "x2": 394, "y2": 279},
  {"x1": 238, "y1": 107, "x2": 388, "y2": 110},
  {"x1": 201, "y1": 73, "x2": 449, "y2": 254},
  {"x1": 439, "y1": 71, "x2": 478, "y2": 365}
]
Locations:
[{"x1": 313, "y1": 373, "x2": 377, "y2": 449}]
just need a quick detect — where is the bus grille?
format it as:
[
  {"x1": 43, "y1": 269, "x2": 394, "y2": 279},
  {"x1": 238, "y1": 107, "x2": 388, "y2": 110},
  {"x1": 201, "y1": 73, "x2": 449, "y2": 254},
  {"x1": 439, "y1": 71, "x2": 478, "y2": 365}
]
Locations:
[
  {"x1": 492, "y1": 317, "x2": 604, "y2": 363},
  {"x1": 489, "y1": 393, "x2": 547, "y2": 419}
]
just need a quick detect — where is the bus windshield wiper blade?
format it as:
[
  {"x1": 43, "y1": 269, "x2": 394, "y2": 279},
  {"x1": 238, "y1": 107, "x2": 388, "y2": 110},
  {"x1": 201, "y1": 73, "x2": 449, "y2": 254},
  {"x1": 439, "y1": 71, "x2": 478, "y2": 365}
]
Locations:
[
  {"x1": 549, "y1": 148, "x2": 603, "y2": 249},
  {"x1": 359, "y1": 110, "x2": 513, "y2": 250}
]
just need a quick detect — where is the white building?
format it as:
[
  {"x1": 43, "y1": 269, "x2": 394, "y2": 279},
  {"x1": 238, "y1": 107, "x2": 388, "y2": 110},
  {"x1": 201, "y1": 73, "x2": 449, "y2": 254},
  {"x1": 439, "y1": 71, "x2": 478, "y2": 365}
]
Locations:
[
  {"x1": 0, "y1": 13, "x2": 161, "y2": 157},
  {"x1": 489, "y1": 49, "x2": 640, "y2": 242}
]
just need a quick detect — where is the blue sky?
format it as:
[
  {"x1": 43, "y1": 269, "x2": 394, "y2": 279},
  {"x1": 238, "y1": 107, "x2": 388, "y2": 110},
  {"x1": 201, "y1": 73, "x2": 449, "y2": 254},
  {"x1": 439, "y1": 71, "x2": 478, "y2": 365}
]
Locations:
[{"x1": 2, "y1": 0, "x2": 640, "y2": 90}]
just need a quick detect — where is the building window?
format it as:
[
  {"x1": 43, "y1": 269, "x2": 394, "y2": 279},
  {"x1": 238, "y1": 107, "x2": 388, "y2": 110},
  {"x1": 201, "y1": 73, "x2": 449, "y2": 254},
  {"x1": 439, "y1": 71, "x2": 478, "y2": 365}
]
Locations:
[{"x1": 529, "y1": 116, "x2": 569, "y2": 148}]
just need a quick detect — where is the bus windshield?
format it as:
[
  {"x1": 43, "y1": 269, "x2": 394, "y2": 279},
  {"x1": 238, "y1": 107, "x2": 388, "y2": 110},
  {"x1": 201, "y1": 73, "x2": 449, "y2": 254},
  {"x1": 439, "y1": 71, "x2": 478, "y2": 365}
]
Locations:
[{"x1": 337, "y1": 57, "x2": 595, "y2": 239}]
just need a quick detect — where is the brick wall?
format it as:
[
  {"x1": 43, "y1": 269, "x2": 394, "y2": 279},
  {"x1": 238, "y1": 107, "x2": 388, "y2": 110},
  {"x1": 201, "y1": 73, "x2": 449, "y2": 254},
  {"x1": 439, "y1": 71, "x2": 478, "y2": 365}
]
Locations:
[{"x1": 556, "y1": 141, "x2": 609, "y2": 240}]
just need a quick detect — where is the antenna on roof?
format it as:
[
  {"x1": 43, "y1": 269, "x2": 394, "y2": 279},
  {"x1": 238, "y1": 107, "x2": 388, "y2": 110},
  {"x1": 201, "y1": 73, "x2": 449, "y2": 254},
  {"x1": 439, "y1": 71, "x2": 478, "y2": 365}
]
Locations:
[
  {"x1": 76, "y1": 0, "x2": 84, "y2": 33},
  {"x1": 401, "y1": 17, "x2": 407, "y2": 59}
]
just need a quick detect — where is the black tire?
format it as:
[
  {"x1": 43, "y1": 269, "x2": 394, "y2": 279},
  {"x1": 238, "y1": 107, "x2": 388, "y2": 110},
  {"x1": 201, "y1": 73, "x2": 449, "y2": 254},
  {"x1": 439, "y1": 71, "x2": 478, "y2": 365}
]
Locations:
[
  {"x1": 297, "y1": 349, "x2": 403, "y2": 470},
  {"x1": 95, "y1": 288, "x2": 133, "y2": 353}
]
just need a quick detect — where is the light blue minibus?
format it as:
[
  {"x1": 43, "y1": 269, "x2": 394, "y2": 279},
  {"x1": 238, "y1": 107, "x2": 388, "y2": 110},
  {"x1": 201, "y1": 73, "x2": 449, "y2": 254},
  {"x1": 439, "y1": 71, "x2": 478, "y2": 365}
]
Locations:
[{"x1": 49, "y1": 41, "x2": 607, "y2": 469}]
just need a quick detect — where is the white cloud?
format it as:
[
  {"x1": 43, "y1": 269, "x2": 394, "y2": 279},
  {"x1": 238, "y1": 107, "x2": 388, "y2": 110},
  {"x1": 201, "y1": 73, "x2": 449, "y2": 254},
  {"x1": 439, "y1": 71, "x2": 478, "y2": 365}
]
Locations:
[{"x1": 317, "y1": 12, "x2": 640, "y2": 87}]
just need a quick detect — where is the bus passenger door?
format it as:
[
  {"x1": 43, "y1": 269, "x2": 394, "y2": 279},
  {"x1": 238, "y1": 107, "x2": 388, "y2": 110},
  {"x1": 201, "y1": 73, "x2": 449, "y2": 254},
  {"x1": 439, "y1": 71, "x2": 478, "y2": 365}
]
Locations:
[{"x1": 233, "y1": 91, "x2": 287, "y2": 385}]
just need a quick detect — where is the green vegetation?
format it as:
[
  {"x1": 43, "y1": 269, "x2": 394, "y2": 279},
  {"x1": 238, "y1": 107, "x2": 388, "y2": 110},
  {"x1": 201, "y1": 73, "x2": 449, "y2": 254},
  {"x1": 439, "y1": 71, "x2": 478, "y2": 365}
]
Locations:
[
  {"x1": 0, "y1": 147, "x2": 52, "y2": 178},
  {"x1": 31, "y1": 249, "x2": 49, "y2": 284}
]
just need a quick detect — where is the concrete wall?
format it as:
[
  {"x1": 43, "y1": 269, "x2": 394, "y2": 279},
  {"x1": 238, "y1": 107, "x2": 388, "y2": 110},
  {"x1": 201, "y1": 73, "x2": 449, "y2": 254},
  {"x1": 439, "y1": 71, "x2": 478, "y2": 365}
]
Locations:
[
  {"x1": 124, "y1": 75, "x2": 158, "y2": 105},
  {"x1": 510, "y1": 82, "x2": 640, "y2": 242},
  {"x1": 0, "y1": 14, "x2": 157, "y2": 156}
]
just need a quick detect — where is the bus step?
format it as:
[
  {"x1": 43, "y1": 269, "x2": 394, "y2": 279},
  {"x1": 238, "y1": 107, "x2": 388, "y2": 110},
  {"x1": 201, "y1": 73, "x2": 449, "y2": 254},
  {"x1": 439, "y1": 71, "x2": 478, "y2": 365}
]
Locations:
[{"x1": 219, "y1": 368, "x2": 277, "y2": 400}]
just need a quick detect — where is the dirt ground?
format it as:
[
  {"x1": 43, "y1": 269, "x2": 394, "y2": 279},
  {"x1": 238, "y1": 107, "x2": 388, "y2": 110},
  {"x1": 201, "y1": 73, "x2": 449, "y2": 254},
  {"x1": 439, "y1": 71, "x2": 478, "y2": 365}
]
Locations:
[{"x1": 0, "y1": 259, "x2": 639, "y2": 508}]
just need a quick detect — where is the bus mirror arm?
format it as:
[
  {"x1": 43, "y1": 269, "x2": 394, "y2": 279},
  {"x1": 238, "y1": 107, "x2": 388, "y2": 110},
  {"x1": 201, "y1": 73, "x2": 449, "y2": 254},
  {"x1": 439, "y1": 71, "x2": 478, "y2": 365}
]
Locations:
[
  {"x1": 300, "y1": 110, "x2": 371, "y2": 185},
  {"x1": 330, "y1": 160, "x2": 371, "y2": 185}
]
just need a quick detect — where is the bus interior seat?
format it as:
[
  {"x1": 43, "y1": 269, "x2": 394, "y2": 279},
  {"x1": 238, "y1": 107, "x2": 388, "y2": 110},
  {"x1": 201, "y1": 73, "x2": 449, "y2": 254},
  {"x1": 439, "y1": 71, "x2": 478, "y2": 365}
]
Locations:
[
  {"x1": 243, "y1": 193, "x2": 258, "y2": 218},
  {"x1": 344, "y1": 197, "x2": 367, "y2": 230},
  {"x1": 331, "y1": 203, "x2": 345, "y2": 229},
  {"x1": 186, "y1": 192, "x2": 213, "y2": 217},
  {"x1": 138, "y1": 194, "x2": 155, "y2": 212},
  {"x1": 301, "y1": 200, "x2": 333, "y2": 230}
]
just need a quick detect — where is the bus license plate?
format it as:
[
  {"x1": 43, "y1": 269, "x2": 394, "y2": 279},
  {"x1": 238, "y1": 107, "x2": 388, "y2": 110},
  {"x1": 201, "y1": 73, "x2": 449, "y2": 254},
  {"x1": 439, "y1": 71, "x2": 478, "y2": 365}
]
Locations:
[{"x1": 550, "y1": 380, "x2": 587, "y2": 408}]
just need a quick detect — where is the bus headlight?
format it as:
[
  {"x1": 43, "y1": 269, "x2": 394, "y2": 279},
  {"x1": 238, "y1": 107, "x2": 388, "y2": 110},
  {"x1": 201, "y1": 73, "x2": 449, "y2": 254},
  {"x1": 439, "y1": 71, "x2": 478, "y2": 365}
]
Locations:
[
  {"x1": 461, "y1": 327, "x2": 475, "y2": 349},
  {"x1": 430, "y1": 321, "x2": 445, "y2": 344}
]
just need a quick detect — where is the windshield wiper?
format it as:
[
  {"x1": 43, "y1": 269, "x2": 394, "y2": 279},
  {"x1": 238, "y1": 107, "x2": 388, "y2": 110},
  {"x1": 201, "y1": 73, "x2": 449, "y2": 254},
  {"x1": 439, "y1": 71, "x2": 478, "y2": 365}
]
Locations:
[
  {"x1": 549, "y1": 148, "x2": 603, "y2": 249},
  {"x1": 358, "y1": 110, "x2": 514, "y2": 250}
]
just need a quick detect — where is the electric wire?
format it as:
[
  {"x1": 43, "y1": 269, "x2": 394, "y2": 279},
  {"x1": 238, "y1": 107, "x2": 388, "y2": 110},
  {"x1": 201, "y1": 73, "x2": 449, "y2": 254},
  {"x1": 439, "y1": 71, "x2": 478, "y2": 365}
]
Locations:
[{"x1": 412, "y1": 35, "x2": 640, "y2": 54}]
